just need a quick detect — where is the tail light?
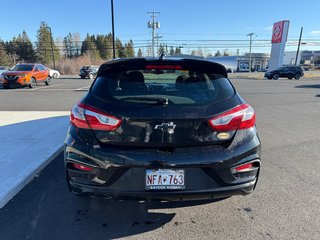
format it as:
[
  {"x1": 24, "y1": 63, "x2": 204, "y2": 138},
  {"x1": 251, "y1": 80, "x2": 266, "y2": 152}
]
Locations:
[
  {"x1": 231, "y1": 161, "x2": 260, "y2": 175},
  {"x1": 70, "y1": 103, "x2": 121, "y2": 131},
  {"x1": 72, "y1": 163, "x2": 94, "y2": 172},
  {"x1": 208, "y1": 104, "x2": 255, "y2": 131}
]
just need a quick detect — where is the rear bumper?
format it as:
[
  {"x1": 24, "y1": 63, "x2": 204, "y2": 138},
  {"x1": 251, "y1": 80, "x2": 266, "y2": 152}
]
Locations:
[
  {"x1": 69, "y1": 178, "x2": 256, "y2": 201},
  {"x1": 64, "y1": 125, "x2": 261, "y2": 201}
]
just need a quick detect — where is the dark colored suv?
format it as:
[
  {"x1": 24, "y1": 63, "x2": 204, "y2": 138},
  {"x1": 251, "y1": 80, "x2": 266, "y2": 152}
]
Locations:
[
  {"x1": 264, "y1": 66, "x2": 304, "y2": 80},
  {"x1": 64, "y1": 58, "x2": 261, "y2": 201},
  {"x1": 79, "y1": 65, "x2": 99, "y2": 79}
]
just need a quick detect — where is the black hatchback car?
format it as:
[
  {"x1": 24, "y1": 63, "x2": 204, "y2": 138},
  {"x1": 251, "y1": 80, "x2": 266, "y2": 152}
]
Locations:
[
  {"x1": 264, "y1": 65, "x2": 304, "y2": 80},
  {"x1": 64, "y1": 57, "x2": 261, "y2": 201}
]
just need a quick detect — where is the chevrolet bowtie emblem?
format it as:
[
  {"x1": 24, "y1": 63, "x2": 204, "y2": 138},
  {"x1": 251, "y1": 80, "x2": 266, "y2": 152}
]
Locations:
[{"x1": 154, "y1": 122, "x2": 176, "y2": 134}]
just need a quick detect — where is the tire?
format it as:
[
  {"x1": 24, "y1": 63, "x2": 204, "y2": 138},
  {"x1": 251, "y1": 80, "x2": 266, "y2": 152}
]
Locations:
[
  {"x1": 267, "y1": 76, "x2": 272, "y2": 80},
  {"x1": 3, "y1": 85, "x2": 9, "y2": 89},
  {"x1": 45, "y1": 77, "x2": 52, "y2": 86},
  {"x1": 288, "y1": 74, "x2": 293, "y2": 80},
  {"x1": 294, "y1": 74, "x2": 301, "y2": 80},
  {"x1": 80, "y1": 76, "x2": 85, "y2": 79},
  {"x1": 273, "y1": 74, "x2": 279, "y2": 80},
  {"x1": 53, "y1": 73, "x2": 58, "y2": 78},
  {"x1": 89, "y1": 73, "x2": 94, "y2": 79},
  {"x1": 29, "y1": 78, "x2": 36, "y2": 88}
]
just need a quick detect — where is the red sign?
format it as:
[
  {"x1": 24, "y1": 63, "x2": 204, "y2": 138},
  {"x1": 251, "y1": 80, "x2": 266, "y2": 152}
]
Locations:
[{"x1": 272, "y1": 21, "x2": 285, "y2": 43}]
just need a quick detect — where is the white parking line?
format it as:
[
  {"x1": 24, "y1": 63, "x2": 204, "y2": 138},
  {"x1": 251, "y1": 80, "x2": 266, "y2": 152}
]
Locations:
[
  {"x1": 29, "y1": 84, "x2": 64, "y2": 91},
  {"x1": 75, "y1": 86, "x2": 91, "y2": 91}
]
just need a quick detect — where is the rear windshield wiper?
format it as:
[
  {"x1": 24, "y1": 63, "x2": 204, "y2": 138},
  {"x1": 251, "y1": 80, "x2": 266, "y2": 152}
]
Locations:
[{"x1": 121, "y1": 96, "x2": 169, "y2": 105}]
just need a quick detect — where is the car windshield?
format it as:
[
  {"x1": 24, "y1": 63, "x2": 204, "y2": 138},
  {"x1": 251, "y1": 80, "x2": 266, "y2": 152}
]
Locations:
[
  {"x1": 12, "y1": 64, "x2": 34, "y2": 71},
  {"x1": 82, "y1": 66, "x2": 96, "y2": 70},
  {"x1": 91, "y1": 67, "x2": 234, "y2": 106}
]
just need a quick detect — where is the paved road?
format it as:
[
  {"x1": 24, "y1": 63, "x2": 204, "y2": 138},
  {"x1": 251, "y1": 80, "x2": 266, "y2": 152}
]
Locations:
[
  {"x1": 0, "y1": 76, "x2": 93, "y2": 111},
  {"x1": 1, "y1": 77, "x2": 320, "y2": 239}
]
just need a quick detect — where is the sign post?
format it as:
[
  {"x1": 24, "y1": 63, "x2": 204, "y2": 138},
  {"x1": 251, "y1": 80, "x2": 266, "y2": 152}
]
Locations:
[{"x1": 269, "y1": 20, "x2": 290, "y2": 70}]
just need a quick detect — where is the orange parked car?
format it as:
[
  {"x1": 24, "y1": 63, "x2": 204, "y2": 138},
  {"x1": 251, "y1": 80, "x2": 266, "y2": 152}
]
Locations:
[{"x1": 2, "y1": 63, "x2": 51, "y2": 89}]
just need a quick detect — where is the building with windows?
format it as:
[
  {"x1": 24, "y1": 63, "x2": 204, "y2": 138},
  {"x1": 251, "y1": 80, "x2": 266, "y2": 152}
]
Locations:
[
  {"x1": 299, "y1": 51, "x2": 320, "y2": 68},
  {"x1": 207, "y1": 53, "x2": 270, "y2": 72}
]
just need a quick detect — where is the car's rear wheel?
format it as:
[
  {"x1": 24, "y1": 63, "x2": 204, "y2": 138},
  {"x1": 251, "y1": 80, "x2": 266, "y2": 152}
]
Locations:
[
  {"x1": 45, "y1": 77, "x2": 51, "y2": 86},
  {"x1": 53, "y1": 73, "x2": 58, "y2": 78},
  {"x1": 29, "y1": 78, "x2": 36, "y2": 88},
  {"x1": 288, "y1": 74, "x2": 293, "y2": 79},
  {"x1": 273, "y1": 74, "x2": 279, "y2": 80},
  {"x1": 294, "y1": 74, "x2": 301, "y2": 80},
  {"x1": 80, "y1": 76, "x2": 85, "y2": 79},
  {"x1": 267, "y1": 76, "x2": 272, "y2": 80}
]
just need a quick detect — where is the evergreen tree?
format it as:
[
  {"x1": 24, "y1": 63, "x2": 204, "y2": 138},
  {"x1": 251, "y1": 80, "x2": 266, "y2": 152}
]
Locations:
[
  {"x1": 174, "y1": 47, "x2": 182, "y2": 55},
  {"x1": 125, "y1": 39, "x2": 135, "y2": 57},
  {"x1": 223, "y1": 49, "x2": 229, "y2": 56},
  {"x1": 158, "y1": 44, "x2": 165, "y2": 55},
  {"x1": 0, "y1": 40, "x2": 10, "y2": 65},
  {"x1": 16, "y1": 31, "x2": 36, "y2": 62},
  {"x1": 169, "y1": 46, "x2": 174, "y2": 55},
  {"x1": 137, "y1": 48, "x2": 143, "y2": 57},
  {"x1": 36, "y1": 22, "x2": 59, "y2": 64},
  {"x1": 95, "y1": 34, "x2": 112, "y2": 60},
  {"x1": 116, "y1": 38, "x2": 126, "y2": 58},
  {"x1": 4, "y1": 31, "x2": 36, "y2": 63},
  {"x1": 63, "y1": 33, "x2": 74, "y2": 58},
  {"x1": 206, "y1": 53, "x2": 213, "y2": 58},
  {"x1": 96, "y1": 33, "x2": 115, "y2": 60},
  {"x1": 5, "y1": 40, "x2": 19, "y2": 64},
  {"x1": 214, "y1": 50, "x2": 221, "y2": 57},
  {"x1": 81, "y1": 34, "x2": 100, "y2": 61}
]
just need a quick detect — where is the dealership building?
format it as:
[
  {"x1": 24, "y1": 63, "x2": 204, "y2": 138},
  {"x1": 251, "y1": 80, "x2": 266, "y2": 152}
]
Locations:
[
  {"x1": 208, "y1": 50, "x2": 320, "y2": 72},
  {"x1": 208, "y1": 53, "x2": 270, "y2": 72}
]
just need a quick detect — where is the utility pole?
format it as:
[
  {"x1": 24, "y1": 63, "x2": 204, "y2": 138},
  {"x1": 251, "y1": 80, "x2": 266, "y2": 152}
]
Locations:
[
  {"x1": 295, "y1": 27, "x2": 303, "y2": 66},
  {"x1": 111, "y1": 0, "x2": 116, "y2": 59},
  {"x1": 247, "y1": 33, "x2": 254, "y2": 72},
  {"x1": 155, "y1": 33, "x2": 162, "y2": 55},
  {"x1": 147, "y1": 11, "x2": 160, "y2": 57}
]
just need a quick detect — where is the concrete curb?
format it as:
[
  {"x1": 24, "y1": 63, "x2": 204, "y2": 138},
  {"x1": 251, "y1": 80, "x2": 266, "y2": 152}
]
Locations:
[{"x1": 0, "y1": 146, "x2": 64, "y2": 209}]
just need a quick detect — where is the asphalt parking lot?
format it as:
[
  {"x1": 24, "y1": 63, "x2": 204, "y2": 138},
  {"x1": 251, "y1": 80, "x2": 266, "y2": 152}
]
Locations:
[
  {"x1": 0, "y1": 77, "x2": 320, "y2": 239},
  {"x1": 0, "y1": 76, "x2": 94, "y2": 111}
]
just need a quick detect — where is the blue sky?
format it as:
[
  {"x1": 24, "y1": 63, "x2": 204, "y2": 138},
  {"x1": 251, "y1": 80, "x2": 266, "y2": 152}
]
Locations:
[{"x1": 1, "y1": 0, "x2": 320, "y2": 54}]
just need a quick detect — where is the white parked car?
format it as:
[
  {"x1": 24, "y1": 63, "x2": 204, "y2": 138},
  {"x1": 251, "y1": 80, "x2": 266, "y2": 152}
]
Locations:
[
  {"x1": 48, "y1": 68, "x2": 60, "y2": 78},
  {"x1": 0, "y1": 66, "x2": 10, "y2": 75}
]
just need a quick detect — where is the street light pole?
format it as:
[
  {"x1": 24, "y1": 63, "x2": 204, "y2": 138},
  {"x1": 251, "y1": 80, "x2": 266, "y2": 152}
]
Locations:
[
  {"x1": 111, "y1": 0, "x2": 116, "y2": 59},
  {"x1": 247, "y1": 33, "x2": 254, "y2": 72},
  {"x1": 47, "y1": 26, "x2": 56, "y2": 69}
]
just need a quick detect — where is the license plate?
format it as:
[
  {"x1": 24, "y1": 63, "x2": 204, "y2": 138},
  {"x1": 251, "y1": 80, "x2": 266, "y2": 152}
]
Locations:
[{"x1": 145, "y1": 169, "x2": 185, "y2": 190}]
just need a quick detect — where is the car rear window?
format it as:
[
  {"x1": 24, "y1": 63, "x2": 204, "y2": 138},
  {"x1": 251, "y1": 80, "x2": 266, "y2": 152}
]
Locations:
[{"x1": 91, "y1": 66, "x2": 234, "y2": 106}]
